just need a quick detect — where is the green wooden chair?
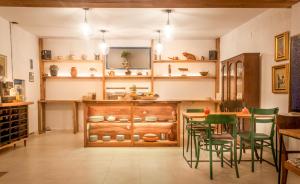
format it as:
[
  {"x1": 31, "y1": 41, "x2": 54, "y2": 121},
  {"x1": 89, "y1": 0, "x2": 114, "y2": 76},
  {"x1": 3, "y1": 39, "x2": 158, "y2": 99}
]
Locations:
[
  {"x1": 238, "y1": 107, "x2": 279, "y2": 172},
  {"x1": 185, "y1": 108, "x2": 205, "y2": 156},
  {"x1": 195, "y1": 114, "x2": 239, "y2": 180}
]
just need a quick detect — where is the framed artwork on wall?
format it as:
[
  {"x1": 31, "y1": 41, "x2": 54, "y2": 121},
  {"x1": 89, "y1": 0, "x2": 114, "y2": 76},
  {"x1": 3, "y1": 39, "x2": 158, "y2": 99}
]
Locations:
[
  {"x1": 0, "y1": 54, "x2": 7, "y2": 78},
  {"x1": 275, "y1": 31, "x2": 290, "y2": 61},
  {"x1": 272, "y1": 63, "x2": 289, "y2": 93}
]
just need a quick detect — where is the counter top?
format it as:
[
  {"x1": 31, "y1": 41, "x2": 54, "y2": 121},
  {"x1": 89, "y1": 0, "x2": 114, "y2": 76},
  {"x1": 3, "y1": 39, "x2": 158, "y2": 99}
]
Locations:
[
  {"x1": 82, "y1": 99, "x2": 220, "y2": 103},
  {"x1": 0, "y1": 101, "x2": 34, "y2": 107}
]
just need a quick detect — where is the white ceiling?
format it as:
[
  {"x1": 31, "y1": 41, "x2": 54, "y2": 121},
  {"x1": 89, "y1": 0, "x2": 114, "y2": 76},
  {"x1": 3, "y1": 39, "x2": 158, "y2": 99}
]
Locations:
[{"x1": 0, "y1": 7, "x2": 266, "y2": 40}]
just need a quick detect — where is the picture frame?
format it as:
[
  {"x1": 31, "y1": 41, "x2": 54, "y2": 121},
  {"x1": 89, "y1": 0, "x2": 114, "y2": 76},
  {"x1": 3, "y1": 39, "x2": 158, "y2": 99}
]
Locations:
[
  {"x1": 272, "y1": 64, "x2": 289, "y2": 93},
  {"x1": 275, "y1": 31, "x2": 290, "y2": 61},
  {"x1": 0, "y1": 54, "x2": 7, "y2": 78}
]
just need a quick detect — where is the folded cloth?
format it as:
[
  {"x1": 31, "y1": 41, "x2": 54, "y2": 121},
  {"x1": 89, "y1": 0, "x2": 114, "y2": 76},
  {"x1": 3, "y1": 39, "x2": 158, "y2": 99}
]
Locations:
[{"x1": 287, "y1": 158, "x2": 300, "y2": 168}]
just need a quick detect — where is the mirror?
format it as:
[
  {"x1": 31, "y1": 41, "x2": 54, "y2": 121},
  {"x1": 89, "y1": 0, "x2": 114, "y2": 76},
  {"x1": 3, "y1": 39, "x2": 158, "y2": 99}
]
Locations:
[{"x1": 106, "y1": 47, "x2": 151, "y2": 69}]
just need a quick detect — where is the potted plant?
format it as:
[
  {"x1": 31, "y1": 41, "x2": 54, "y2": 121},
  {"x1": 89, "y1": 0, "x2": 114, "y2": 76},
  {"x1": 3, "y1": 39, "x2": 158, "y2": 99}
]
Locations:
[{"x1": 121, "y1": 51, "x2": 131, "y2": 75}]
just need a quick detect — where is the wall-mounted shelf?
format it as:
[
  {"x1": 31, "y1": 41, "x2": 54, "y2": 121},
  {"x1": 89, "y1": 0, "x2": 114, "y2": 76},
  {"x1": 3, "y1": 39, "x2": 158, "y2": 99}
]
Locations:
[
  {"x1": 42, "y1": 59, "x2": 102, "y2": 63},
  {"x1": 105, "y1": 76, "x2": 152, "y2": 80},
  {"x1": 153, "y1": 60, "x2": 217, "y2": 63},
  {"x1": 43, "y1": 76, "x2": 102, "y2": 80},
  {"x1": 154, "y1": 76, "x2": 216, "y2": 80}
]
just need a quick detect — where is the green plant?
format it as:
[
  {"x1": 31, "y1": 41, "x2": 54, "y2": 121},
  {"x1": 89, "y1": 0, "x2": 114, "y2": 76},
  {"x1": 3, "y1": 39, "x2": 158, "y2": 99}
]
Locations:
[{"x1": 121, "y1": 51, "x2": 131, "y2": 59}]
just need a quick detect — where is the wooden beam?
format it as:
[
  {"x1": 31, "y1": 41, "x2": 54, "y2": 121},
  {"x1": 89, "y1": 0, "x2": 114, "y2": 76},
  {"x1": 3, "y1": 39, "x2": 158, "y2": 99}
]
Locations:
[
  {"x1": 215, "y1": 37, "x2": 220, "y2": 99},
  {"x1": 0, "y1": 0, "x2": 299, "y2": 8}
]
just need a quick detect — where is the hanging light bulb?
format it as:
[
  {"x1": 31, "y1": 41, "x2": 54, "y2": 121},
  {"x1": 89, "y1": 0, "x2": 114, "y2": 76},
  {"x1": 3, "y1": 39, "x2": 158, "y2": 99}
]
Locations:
[
  {"x1": 163, "y1": 9, "x2": 174, "y2": 40},
  {"x1": 99, "y1": 30, "x2": 110, "y2": 55},
  {"x1": 155, "y1": 30, "x2": 163, "y2": 56},
  {"x1": 80, "y1": 8, "x2": 91, "y2": 38}
]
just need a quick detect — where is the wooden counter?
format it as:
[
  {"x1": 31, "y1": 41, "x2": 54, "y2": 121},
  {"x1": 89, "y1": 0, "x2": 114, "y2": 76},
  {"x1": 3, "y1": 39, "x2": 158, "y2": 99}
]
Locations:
[
  {"x1": 0, "y1": 101, "x2": 33, "y2": 150},
  {"x1": 83, "y1": 100, "x2": 181, "y2": 147}
]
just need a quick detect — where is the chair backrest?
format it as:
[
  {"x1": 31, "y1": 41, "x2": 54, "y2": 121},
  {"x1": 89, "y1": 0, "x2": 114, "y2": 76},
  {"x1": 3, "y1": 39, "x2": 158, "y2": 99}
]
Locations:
[
  {"x1": 186, "y1": 108, "x2": 204, "y2": 113},
  {"x1": 250, "y1": 107, "x2": 279, "y2": 137},
  {"x1": 206, "y1": 114, "x2": 238, "y2": 138}
]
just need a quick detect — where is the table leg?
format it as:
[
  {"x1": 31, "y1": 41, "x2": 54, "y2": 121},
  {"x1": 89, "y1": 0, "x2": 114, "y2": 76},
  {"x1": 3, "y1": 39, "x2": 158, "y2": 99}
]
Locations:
[
  {"x1": 278, "y1": 134, "x2": 282, "y2": 184},
  {"x1": 72, "y1": 102, "x2": 79, "y2": 134}
]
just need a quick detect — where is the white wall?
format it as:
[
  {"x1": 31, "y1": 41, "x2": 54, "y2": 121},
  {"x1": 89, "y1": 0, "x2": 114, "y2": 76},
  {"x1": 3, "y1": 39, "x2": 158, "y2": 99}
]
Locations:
[
  {"x1": 0, "y1": 17, "x2": 39, "y2": 133},
  {"x1": 220, "y1": 9, "x2": 291, "y2": 113}
]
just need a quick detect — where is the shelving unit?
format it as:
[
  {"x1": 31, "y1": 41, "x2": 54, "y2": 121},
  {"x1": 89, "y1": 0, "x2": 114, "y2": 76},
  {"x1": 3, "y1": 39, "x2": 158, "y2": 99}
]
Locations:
[
  {"x1": 154, "y1": 76, "x2": 216, "y2": 80},
  {"x1": 0, "y1": 103, "x2": 33, "y2": 150},
  {"x1": 43, "y1": 76, "x2": 102, "y2": 80},
  {"x1": 84, "y1": 100, "x2": 180, "y2": 147},
  {"x1": 42, "y1": 59, "x2": 102, "y2": 63},
  {"x1": 105, "y1": 75, "x2": 152, "y2": 80},
  {"x1": 153, "y1": 60, "x2": 217, "y2": 63}
]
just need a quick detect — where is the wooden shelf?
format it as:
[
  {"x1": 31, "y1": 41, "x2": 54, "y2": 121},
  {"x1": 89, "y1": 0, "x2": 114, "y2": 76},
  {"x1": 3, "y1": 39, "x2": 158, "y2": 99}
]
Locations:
[
  {"x1": 87, "y1": 140, "x2": 132, "y2": 147},
  {"x1": 42, "y1": 59, "x2": 102, "y2": 63},
  {"x1": 153, "y1": 60, "x2": 217, "y2": 63},
  {"x1": 154, "y1": 76, "x2": 216, "y2": 80},
  {"x1": 105, "y1": 75, "x2": 152, "y2": 80},
  {"x1": 133, "y1": 140, "x2": 178, "y2": 147},
  {"x1": 44, "y1": 76, "x2": 102, "y2": 80}
]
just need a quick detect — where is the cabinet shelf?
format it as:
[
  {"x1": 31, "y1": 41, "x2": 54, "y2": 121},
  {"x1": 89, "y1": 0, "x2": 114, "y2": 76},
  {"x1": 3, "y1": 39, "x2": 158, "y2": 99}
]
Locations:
[
  {"x1": 42, "y1": 59, "x2": 102, "y2": 63},
  {"x1": 154, "y1": 76, "x2": 216, "y2": 80},
  {"x1": 44, "y1": 76, "x2": 102, "y2": 80},
  {"x1": 105, "y1": 75, "x2": 152, "y2": 80},
  {"x1": 153, "y1": 60, "x2": 217, "y2": 63}
]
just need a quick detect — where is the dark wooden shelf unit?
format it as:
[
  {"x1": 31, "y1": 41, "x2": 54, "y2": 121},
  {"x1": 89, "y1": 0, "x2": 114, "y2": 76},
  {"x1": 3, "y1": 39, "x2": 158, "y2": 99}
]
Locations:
[{"x1": 0, "y1": 105, "x2": 28, "y2": 149}]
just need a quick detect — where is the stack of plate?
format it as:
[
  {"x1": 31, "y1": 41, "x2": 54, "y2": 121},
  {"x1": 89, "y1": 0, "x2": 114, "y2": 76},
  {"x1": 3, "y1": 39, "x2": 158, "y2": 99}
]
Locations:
[
  {"x1": 116, "y1": 135, "x2": 125, "y2": 141},
  {"x1": 89, "y1": 135, "x2": 98, "y2": 142},
  {"x1": 102, "y1": 135, "x2": 111, "y2": 141},
  {"x1": 145, "y1": 116, "x2": 157, "y2": 122},
  {"x1": 89, "y1": 116, "x2": 104, "y2": 122},
  {"x1": 119, "y1": 118, "x2": 129, "y2": 122},
  {"x1": 133, "y1": 117, "x2": 142, "y2": 122}
]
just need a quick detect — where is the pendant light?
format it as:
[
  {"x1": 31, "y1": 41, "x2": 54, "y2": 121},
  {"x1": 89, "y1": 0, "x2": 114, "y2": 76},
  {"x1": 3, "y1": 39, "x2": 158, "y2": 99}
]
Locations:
[
  {"x1": 163, "y1": 9, "x2": 174, "y2": 40},
  {"x1": 155, "y1": 30, "x2": 163, "y2": 56},
  {"x1": 99, "y1": 30, "x2": 110, "y2": 55},
  {"x1": 80, "y1": 8, "x2": 91, "y2": 38}
]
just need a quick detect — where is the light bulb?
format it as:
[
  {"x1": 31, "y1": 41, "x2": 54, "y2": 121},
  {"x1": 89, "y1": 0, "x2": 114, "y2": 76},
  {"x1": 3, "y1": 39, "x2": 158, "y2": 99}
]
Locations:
[
  {"x1": 156, "y1": 42, "x2": 163, "y2": 55},
  {"x1": 99, "y1": 41, "x2": 110, "y2": 55},
  {"x1": 81, "y1": 21, "x2": 91, "y2": 37},
  {"x1": 164, "y1": 24, "x2": 173, "y2": 39}
]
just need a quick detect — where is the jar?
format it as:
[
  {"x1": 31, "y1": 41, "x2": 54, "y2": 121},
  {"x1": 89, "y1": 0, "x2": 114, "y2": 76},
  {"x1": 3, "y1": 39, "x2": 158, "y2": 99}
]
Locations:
[
  {"x1": 70, "y1": 67, "x2": 77, "y2": 77},
  {"x1": 49, "y1": 65, "x2": 58, "y2": 76}
]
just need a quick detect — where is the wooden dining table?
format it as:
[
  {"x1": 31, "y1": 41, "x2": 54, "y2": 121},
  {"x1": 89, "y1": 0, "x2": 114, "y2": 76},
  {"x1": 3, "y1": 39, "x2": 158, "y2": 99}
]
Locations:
[{"x1": 182, "y1": 112, "x2": 277, "y2": 168}]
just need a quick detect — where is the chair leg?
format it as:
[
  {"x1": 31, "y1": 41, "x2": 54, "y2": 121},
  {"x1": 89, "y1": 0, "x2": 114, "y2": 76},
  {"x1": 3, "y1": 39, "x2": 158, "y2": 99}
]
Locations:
[
  {"x1": 251, "y1": 138, "x2": 255, "y2": 172},
  {"x1": 186, "y1": 131, "x2": 190, "y2": 152},
  {"x1": 239, "y1": 138, "x2": 243, "y2": 164},
  {"x1": 281, "y1": 166, "x2": 288, "y2": 184},
  {"x1": 230, "y1": 142, "x2": 233, "y2": 167},
  {"x1": 260, "y1": 140, "x2": 264, "y2": 164},
  {"x1": 221, "y1": 145, "x2": 224, "y2": 168},
  {"x1": 234, "y1": 139, "x2": 240, "y2": 178},
  {"x1": 209, "y1": 142, "x2": 213, "y2": 180},
  {"x1": 193, "y1": 133, "x2": 198, "y2": 157},
  {"x1": 270, "y1": 139, "x2": 278, "y2": 171},
  {"x1": 195, "y1": 139, "x2": 201, "y2": 169}
]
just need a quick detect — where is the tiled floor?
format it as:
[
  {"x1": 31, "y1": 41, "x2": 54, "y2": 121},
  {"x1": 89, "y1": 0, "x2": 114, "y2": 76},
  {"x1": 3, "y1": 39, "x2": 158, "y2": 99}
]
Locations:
[{"x1": 0, "y1": 131, "x2": 299, "y2": 184}]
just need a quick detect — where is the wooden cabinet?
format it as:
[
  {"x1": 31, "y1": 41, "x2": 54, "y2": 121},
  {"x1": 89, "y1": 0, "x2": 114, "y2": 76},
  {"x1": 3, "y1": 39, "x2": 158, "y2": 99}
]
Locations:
[
  {"x1": 83, "y1": 100, "x2": 180, "y2": 147},
  {"x1": 0, "y1": 103, "x2": 32, "y2": 150},
  {"x1": 221, "y1": 53, "x2": 260, "y2": 108}
]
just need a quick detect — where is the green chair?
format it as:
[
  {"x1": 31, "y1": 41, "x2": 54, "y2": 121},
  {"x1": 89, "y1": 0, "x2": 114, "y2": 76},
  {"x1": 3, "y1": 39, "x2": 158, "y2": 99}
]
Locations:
[
  {"x1": 185, "y1": 108, "x2": 205, "y2": 156},
  {"x1": 195, "y1": 114, "x2": 239, "y2": 180},
  {"x1": 238, "y1": 107, "x2": 279, "y2": 172}
]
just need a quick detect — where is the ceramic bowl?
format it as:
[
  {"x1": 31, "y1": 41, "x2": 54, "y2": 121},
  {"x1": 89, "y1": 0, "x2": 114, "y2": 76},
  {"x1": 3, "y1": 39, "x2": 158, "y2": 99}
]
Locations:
[
  {"x1": 200, "y1": 71, "x2": 209, "y2": 76},
  {"x1": 89, "y1": 135, "x2": 98, "y2": 142},
  {"x1": 102, "y1": 135, "x2": 111, "y2": 141},
  {"x1": 116, "y1": 135, "x2": 125, "y2": 141},
  {"x1": 107, "y1": 116, "x2": 116, "y2": 122},
  {"x1": 133, "y1": 117, "x2": 142, "y2": 122},
  {"x1": 89, "y1": 116, "x2": 104, "y2": 122},
  {"x1": 119, "y1": 118, "x2": 128, "y2": 123}
]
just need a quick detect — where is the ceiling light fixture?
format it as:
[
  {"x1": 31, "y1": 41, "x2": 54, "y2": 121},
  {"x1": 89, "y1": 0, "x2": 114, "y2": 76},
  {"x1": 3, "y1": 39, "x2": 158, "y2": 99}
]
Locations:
[
  {"x1": 155, "y1": 30, "x2": 163, "y2": 56},
  {"x1": 163, "y1": 9, "x2": 174, "y2": 40},
  {"x1": 81, "y1": 8, "x2": 91, "y2": 38},
  {"x1": 99, "y1": 30, "x2": 110, "y2": 55}
]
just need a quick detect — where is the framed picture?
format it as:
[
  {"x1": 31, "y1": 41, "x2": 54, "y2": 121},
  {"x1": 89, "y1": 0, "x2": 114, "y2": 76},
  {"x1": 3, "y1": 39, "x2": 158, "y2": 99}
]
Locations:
[
  {"x1": 29, "y1": 72, "x2": 34, "y2": 82},
  {"x1": 0, "y1": 54, "x2": 7, "y2": 78},
  {"x1": 272, "y1": 64, "x2": 289, "y2": 93},
  {"x1": 275, "y1": 31, "x2": 290, "y2": 61}
]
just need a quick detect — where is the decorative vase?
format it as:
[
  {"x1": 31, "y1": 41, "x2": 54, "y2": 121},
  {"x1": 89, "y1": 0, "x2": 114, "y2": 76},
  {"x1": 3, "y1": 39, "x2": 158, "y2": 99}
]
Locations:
[
  {"x1": 49, "y1": 65, "x2": 58, "y2": 76},
  {"x1": 71, "y1": 67, "x2": 77, "y2": 77},
  {"x1": 125, "y1": 68, "x2": 131, "y2": 75},
  {"x1": 204, "y1": 107, "x2": 210, "y2": 115}
]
